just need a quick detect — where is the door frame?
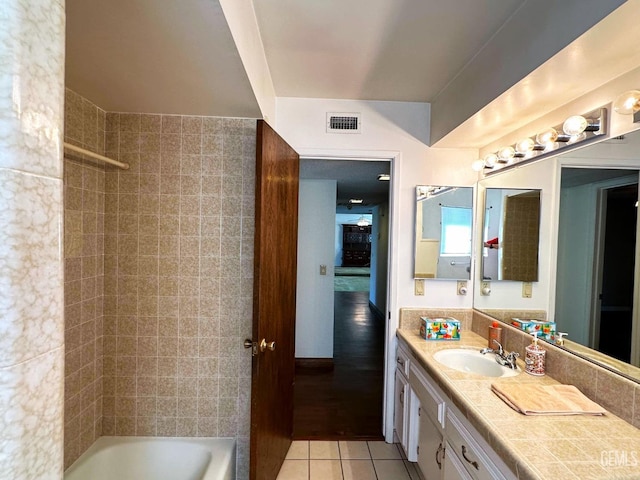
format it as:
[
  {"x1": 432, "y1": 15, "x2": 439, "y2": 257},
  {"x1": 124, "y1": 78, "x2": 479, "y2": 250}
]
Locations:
[
  {"x1": 590, "y1": 176, "x2": 640, "y2": 363},
  {"x1": 297, "y1": 147, "x2": 401, "y2": 442}
]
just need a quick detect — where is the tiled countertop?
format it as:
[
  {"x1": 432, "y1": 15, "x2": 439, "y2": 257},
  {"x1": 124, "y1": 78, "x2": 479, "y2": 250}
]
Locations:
[{"x1": 397, "y1": 329, "x2": 640, "y2": 480}]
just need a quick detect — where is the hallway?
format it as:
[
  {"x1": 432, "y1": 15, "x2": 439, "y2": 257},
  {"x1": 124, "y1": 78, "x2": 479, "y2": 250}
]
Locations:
[{"x1": 293, "y1": 291, "x2": 385, "y2": 439}]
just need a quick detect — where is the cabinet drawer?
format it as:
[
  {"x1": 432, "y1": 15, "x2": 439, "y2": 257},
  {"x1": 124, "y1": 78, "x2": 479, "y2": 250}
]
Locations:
[
  {"x1": 396, "y1": 342, "x2": 411, "y2": 377},
  {"x1": 446, "y1": 409, "x2": 512, "y2": 480},
  {"x1": 409, "y1": 362, "x2": 446, "y2": 429}
]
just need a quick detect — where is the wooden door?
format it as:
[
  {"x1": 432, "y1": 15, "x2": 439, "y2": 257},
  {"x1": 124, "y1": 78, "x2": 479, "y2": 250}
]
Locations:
[{"x1": 250, "y1": 120, "x2": 299, "y2": 480}]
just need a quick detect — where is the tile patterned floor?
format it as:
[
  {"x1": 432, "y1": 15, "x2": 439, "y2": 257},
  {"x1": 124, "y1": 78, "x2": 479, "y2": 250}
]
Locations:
[{"x1": 276, "y1": 441, "x2": 420, "y2": 480}]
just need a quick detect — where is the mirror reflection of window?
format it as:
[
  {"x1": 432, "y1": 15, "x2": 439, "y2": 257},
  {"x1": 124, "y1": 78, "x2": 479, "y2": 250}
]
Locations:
[{"x1": 440, "y1": 206, "x2": 472, "y2": 256}]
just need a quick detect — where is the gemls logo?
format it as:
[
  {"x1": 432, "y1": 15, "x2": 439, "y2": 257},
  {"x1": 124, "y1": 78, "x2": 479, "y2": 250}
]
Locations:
[{"x1": 600, "y1": 450, "x2": 639, "y2": 468}]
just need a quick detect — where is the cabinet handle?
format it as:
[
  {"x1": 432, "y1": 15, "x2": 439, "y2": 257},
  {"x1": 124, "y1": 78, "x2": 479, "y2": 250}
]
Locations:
[
  {"x1": 461, "y1": 445, "x2": 479, "y2": 470},
  {"x1": 435, "y1": 442, "x2": 443, "y2": 469},
  {"x1": 397, "y1": 357, "x2": 405, "y2": 367},
  {"x1": 400, "y1": 390, "x2": 404, "y2": 404}
]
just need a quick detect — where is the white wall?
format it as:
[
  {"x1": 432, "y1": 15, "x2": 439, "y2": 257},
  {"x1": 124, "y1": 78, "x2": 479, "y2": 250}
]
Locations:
[
  {"x1": 295, "y1": 179, "x2": 337, "y2": 358},
  {"x1": 556, "y1": 183, "x2": 597, "y2": 345},
  {"x1": 276, "y1": 97, "x2": 477, "y2": 442},
  {"x1": 276, "y1": 97, "x2": 478, "y2": 312},
  {"x1": 371, "y1": 204, "x2": 389, "y2": 315}
]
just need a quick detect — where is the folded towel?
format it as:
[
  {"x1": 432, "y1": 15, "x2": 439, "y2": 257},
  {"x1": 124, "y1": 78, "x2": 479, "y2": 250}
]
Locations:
[{"x1": 491, "y1": 383, "x2": 606, "y2": 416}]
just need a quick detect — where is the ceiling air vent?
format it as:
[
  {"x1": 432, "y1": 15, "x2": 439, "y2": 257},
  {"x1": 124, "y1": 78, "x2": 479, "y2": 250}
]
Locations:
[{"x1": 327, "y1": 112, "x2": 361, "y2": 134}]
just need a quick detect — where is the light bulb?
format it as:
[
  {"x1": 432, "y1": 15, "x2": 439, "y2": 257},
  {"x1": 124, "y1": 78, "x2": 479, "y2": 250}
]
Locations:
[
  {"x1": 483, "y1": 154, "x2": 497, "y2": 168},
  {"x1": 536, "y1": 128, "x2": 558, "y2": 145},
  {"x1": 497, "y1": 146, "x2": 515, "y2": 162},
  {"x1": 515, "y1": 138, "x2": 534, "y2": 154},
  {"x1": 471, "y1": 160, "x2": 485, "y2": 171},
  {"x1": 613, "y1": 90, "x2": 640, "y2": 115},
  {"x1": 563, "y1": 115, "x2": 588, "y2": 136}
]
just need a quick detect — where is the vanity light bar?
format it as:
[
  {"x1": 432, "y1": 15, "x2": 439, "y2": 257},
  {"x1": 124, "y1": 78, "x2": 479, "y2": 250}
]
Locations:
[{"x1": 480, "y1": 107, "x2": 607, "y2": 176}]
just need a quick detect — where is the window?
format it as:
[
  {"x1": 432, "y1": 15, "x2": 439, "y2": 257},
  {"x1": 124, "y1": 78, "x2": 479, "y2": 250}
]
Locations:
[{"x1": 440, "y1": 206, "x2": 472, "y2": 256}]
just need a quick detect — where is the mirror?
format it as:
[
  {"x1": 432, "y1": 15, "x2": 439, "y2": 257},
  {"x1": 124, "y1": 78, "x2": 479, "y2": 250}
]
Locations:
[
  {"x1": 556, "y1": 166, "x2": 639, "y2": 370},
  {"x1": 482, "y1": 188, "x2": 541, "y2": 282},
  {"x1": 474, "y1": 128, "x2": 640, "y2": 383},
  {"x1": 415, "y1": 186, "x2": 473, "y2": 280}
]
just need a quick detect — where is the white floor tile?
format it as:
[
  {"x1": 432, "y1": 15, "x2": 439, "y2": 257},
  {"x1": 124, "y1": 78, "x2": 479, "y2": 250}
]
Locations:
[
  {"x1": 286, "y1": 441, "x2": 310, "y2": 460},
  {"x1": 310, "y1": 441, "x2": 340, "y2": 459},
  {"x1": 368, "y1": 441, "x2": 402, "y2": 459},
  {"x1": 310, "y1": 460, "x2": 343, "y2": 480},
  {"x1": 373, "y1": 459, "x2": 412, "y2": 480},
  {"x1": 342, "y1": 459, "x2": 377, "y2": 480},
  {"x1": 339, "y1": 440, "x2": 371, "y2": 459},
  {"x1": 277, "y1": 459, "x2": 309, "y2": 480}
]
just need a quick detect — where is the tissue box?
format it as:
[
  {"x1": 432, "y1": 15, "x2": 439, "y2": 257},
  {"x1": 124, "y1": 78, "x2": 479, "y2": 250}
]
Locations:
[
  {"x1": 419, "y1": 317, "x2": 460, "y2": 341},
  {"x1": 511, "y1": 318, "x2": 556, "y2": 341}
]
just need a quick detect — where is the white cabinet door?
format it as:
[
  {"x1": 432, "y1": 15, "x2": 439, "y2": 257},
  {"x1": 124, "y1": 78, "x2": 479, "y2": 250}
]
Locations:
[
  {"x1": 417, "y1": 407, "x2": 444, "y2": 480},
  {"x1": 394, "y1": 370, "x2": 409, "y2": 449},
  {"x1": 443, "y1": 443, "x2": 474, "y2": 480}
]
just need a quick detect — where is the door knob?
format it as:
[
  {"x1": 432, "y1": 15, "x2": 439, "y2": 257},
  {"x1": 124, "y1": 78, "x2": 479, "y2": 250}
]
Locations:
[{"x1": 259, "y1": 338, "x2": 276, "y2": 352}]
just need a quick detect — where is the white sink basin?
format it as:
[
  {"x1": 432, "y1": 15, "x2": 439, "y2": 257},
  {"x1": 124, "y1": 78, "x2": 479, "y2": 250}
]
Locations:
[{"x1": 433, "y1": 348, "x2": 521, "y2": 378}]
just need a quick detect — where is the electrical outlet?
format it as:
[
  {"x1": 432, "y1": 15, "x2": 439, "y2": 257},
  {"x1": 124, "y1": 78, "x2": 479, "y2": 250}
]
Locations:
[
  {"x1": 457, "y1": 280, "x2": 468, "y2": 296},
  {"x1": 522, "y1": 282, "x2": 532, "y2": 298},
  {"x1": 415, "y1": 279, "x2": 425, "y2": 296}
]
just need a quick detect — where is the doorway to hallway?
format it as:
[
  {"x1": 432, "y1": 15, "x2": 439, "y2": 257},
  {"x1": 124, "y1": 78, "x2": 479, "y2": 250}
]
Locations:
[
  {"x1": 293, "y1": 290, "x2": 385, "y2": 439},
  {"x1": 293, "y1": 158, "x2": 390, "y2": 440}
]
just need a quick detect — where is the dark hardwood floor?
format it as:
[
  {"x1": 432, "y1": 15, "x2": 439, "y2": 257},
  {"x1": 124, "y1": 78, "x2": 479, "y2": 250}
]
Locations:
[{"x1": 293, "y1": 291, "x2": 385, "y2": 440}]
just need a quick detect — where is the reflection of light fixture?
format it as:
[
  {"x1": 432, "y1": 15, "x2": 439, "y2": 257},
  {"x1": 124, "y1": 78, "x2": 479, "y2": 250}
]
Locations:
[
  {"x1": 377, "y1": 174, "x2": 390, "y2": 181},
  {"x1": 476, "y1": 106, "x2": 606, "y2": 175},
  {"x1": 357, "y1": 216, "x2": 370, "y2": 226},
  {"x1": 613, "y1": 90, "x2": 640, "y2": 115},
  {"x1": 349, "y1": 198, "x2": 363, "y2": 204}
]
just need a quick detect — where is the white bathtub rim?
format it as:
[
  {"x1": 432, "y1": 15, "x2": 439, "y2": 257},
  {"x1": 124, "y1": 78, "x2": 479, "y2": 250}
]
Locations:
[{"x1": 64, "y1": 436, "x2": 236, "y2": 480}]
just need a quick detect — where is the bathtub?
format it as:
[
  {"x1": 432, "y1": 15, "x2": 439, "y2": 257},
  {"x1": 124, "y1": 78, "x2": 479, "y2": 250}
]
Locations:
[{"x1": 64, "y1": 437, "x2": 236, "y2": 480}]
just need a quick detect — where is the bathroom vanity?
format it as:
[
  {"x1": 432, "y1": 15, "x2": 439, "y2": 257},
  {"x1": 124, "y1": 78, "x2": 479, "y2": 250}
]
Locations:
[{"x1": 395, "y1": 329, "x2": 640, "y2": 480}]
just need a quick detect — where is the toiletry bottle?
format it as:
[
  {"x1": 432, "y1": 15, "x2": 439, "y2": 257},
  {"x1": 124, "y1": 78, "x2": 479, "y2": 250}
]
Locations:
[
  {"x1": 488, "y1": 321, "x2": 502, "y2": 349},
  {"x1": 525, "y1": 332, "x2": 546, "y2": 376}
]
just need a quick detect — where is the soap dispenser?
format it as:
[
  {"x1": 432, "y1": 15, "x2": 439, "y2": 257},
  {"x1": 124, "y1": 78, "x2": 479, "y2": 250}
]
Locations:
[
  {"x1": 525, "y1": 332, "x2": 546, "y2": 376},
  {"x1": 555, "y1": 332, "x2": 567, "y2": 346},
  {"x1": 488, "y1": 321, "x2": 502, "y2": 349}
]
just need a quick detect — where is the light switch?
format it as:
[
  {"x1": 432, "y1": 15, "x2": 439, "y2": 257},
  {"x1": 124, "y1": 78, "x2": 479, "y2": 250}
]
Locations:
[
  {"x1": 320, "y1": 265, "x2": 327, "y2": 276},
  {"x1": 415, "y1": 279, "x2": 425, "y2": 296},
  {"x1": 522, "y1": 282, "x2": 532, "y2": 298}
]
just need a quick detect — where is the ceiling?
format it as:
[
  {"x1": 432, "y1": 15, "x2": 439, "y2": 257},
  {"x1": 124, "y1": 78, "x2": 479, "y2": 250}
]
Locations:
[
  {"x1": 65, "y1": 0, "x2": 527, "y2": 206},
  {"x1": 65, "y1": 0, "x2": 525, "y2": 116},
  {"x1": 65, "y1": 0, "x2": 262, "y2": 117},
  {"x1": 300, "y1": 159, "x2": 390, "y2": 211},
  {"x1": 251, "y1": 0, "x2": 525, "y2": 101}
]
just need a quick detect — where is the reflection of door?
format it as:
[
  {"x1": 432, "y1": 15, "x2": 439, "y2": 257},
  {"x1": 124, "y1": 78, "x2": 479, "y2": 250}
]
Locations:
[
  {"x1": 501, "y1": 193, "x2": 540, "y2": 281},
  {"x1": 250, "y1": 121, "x2": 300, "y2": 480},
  {"x1": 594, "y1": 184, "x2": 638, "y2": 362}
]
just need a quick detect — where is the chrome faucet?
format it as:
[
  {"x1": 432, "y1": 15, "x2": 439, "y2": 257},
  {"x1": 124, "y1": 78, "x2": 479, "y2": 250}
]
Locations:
[{"x1": 480, "y1": 339, "x2": 519, "y2": 369}]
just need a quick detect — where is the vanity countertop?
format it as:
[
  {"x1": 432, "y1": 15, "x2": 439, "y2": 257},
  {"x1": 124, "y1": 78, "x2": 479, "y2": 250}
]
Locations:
[{"x1": 397, "y1": 328, "x2": 640, "y2": 480}]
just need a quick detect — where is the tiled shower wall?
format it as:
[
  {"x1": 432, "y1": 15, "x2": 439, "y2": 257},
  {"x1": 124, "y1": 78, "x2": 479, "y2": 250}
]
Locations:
[
  {"x1": 101, "y1": 113, "x2": 255, "y2": 477},
  {"x1": 63, "y1": 90, "x2": 107, "y2": 467}
]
